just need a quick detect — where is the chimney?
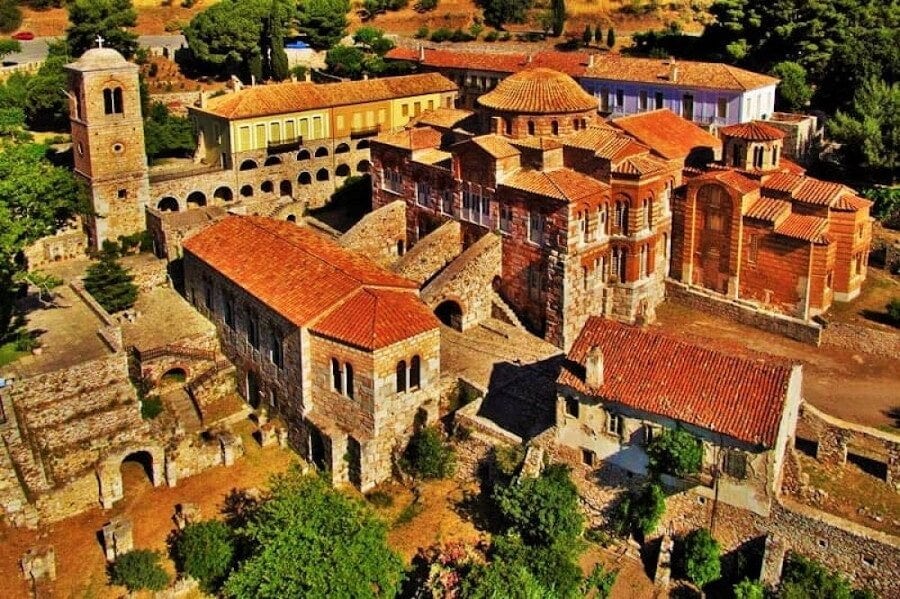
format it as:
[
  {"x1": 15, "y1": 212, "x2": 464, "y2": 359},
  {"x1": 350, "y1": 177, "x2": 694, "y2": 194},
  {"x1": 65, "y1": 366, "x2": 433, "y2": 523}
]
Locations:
[
  {"x1": 230, "y1": 75, "x2": 242, "y2": 92},
  {"x1": 588, "y1": 54, "x2": 595, "y2": 68},
  {"x1": 418, "y1": 44, "x2": 426, "y2": 62},
  {"x1": 526, "y1": 53, "x2": 533, "y2": 64},
  {"x1": 198, "y1": 90, "x2": 206, "y2": 109},
  {"x1": 305, "y1": 70, "x2": 312, "y2": 82},
  {"x1": 668, "y1": 57, "x2": 678, "y2": 82},
  {"x1": 363, "y1": 73, "x2": 369, "y2": 80},
  {"x1": 250, "y1": 74, "x2": 256, "y2": 87},
  {"x1": 584, "y1": 345, "x2": 604, "y2": 388}
]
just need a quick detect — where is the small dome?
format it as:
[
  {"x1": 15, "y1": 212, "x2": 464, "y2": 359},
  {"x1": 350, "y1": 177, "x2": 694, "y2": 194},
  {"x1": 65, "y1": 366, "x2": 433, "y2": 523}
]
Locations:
[
  {"x1": 719, "y1": 121, "x2": 785, "y2": 142},
  {"x1": 70, "y1": 47, "x2": 130, "y2": 70},
  {"x1": 478, "y1": 68, "x2": 598, "y2": 114}
]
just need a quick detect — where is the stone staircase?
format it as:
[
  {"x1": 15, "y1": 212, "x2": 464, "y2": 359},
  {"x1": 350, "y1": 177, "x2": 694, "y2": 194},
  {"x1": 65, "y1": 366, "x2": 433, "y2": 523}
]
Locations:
[
  {"x1": 163, "y1": 388, "x2": 202, "y2": 434},
  {"x1": 490, "y1": 290, "x2": 527, "y2": 331},
  {"x1": 517, "y1": 446, "x2": 545, "y2": 480}
]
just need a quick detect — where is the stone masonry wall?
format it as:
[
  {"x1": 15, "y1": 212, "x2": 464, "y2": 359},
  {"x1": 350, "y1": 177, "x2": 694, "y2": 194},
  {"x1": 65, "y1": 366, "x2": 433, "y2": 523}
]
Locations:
[
  {"x1": 821, "y1": 321, "x2": 900, "y2": 359},
  {"x1": 666, "y1": 280, "x2": 823, "y2": 345},
  {"x1": 394, "y1": 220, "x2": 463, "y2": 285},
  {"x1": 339, "y1": 200, "x2": 407, "y2": 269}
]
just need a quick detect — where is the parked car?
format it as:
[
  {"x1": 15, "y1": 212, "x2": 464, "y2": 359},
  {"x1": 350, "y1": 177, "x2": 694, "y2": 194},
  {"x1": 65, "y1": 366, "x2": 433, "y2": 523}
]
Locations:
[{"x1": 12, "y1": 31, "x2": 35, "y2": 41}]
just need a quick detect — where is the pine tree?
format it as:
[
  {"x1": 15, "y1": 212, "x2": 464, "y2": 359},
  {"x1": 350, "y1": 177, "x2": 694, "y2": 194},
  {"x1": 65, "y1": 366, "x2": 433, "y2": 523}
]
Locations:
[
  {"x1": 83, "y1": 256, "x2": 138, "y2": 313},
  {"x1": 606, "y1": 27, "x2": 616, "y2": 49}
]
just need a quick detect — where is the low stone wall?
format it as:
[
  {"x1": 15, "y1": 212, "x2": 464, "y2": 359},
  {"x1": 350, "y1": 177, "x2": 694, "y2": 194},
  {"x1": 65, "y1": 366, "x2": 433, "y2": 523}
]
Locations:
[
  {"x1": 149, "y1": 91, "x2": 204, "y2": 116},
  {"x1": 6, "y1": 353, "x2": 128, "y2": 409},
  {"x1": 821, "y1": 321, "x2": 900, "y2": 358},
  {"x1": 666, "y1": 280, "x2": 822, "y2": 345},
  {"x1": 796, "y1": 402, "x2": 900, "y2": 488},
  {"x1": 68, "y1": 281, "x2": 123, "y2": 352},
  {"x1": 23, "y1": 229, "x2": 86, "y2": 270}
]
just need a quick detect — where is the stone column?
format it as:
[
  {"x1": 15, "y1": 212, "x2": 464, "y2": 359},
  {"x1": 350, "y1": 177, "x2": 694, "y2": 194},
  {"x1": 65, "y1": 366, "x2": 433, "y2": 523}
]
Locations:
[
  {"x1": 102, "y1": 517, "x2": 134, "y2": 562},
  {"x1": 165, "y1": 455, "x2": 178, "y2": 488}
]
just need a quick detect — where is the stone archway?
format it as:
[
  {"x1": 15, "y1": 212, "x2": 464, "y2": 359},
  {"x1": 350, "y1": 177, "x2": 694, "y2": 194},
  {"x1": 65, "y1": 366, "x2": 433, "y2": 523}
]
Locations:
[
  {"x1": 239, "y1": 159, "x2": 258, "y2": 171},
  {"x1": 186, "y1": 191, "x2": 207, "y2": 208},
  {"x1": 434, "y1": 299, "x2": 464, "y2": 331},
  {"x1": 213, "y1": 186, "x2": 234, "y2": 203},
  {"x1": 261, "y1": 180, "x2": 274, "y2": 194},
  {"x1": 280, "y1": 180, "x2": 293, "y2": 197},
  {"x1": 97, "y1": 445, "x2": 167, "y2": 509},
  {"x1": 157, "y1": 197, "x2": 179, "y2": 212},
  {"x1": 335, "y1": 163, "x2": 350, "y2": 177},
  {"x1": 356, "y1": 160, "x2": 370, "y2": 173}
]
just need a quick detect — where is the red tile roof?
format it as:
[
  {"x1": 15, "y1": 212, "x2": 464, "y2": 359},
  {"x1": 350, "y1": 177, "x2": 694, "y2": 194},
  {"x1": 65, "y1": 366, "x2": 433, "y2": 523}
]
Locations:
[
  {"x1": 612, "y1": 154, "x2": 667, "y2": 177},
  {"x1": 719, "y1": 121, "x2": 786, "y2": 141},
  {"x1": 584, "y1": 54, "x2": 779, "y2": 91},
  {"x1": 745, "y1": 197, "x2": 791, "y2": 222},
  {"x1": 692, "y1": 168, "x2": 759, "y2": 195},
  {"x1": 411, "y1": 107, "x2": 474, "y2": 129},
  {"x1": 373, "y1": 126, "x2": 442, "y2": 150},
  {"x1": 478, "y1": 68, "x2": 598, "y2": 114},
  {"x1": 773, "y1": 214, "x2": 830, "y2": 244},
  {"x1": 386, "y1": 47, "x2": 590, "y2": 76},
  {"x1": 200, "y1": 73, "x2": 457, "y2": 120},
  {"x1": 501, "y1": 168, "x2": 609, "y2": 202},
  {"x1": 469, "y1": 134, "x2": 521, "y2": 159},
  {"x1": 183, "y1": 216, "x2": 437, "y2": 350},
  {"x1": 612, "y1": 109, "x2": 721, "y2": 161},
  {"x1": 558, "y1": 317, "x2": 795, "y2": 447},
  {"x1": 561, "y1": 126, "x2": 648, "y2": 161}
]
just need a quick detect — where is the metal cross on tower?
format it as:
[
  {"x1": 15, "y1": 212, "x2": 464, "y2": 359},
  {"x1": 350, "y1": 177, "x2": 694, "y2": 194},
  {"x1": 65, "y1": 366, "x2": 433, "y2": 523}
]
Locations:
[{"x1": 96, "y1": 35, "x2": 105, "y2": 49}]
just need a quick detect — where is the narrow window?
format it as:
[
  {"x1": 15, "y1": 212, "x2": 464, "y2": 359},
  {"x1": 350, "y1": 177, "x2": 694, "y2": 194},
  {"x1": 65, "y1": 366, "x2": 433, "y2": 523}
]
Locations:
[
  {"x1": 643, "y1": 424, "x2": 655, "y2": 445},
  {"x1": 527, "y1": 121, "x2": 535, "y2": 135},
  {"x1": 247, "y1": 312, "x2": 259, "y2": 349},
  {"x1": 224, "y1": 297, "x2": 234, "y2": 328},
  {"x1": 639, "y1": 90, "x2": 648, "y2": 111},
  {"x1": 528, "y1": 211, "x2": 544, "y2": 244},
  {"x1": 409, "y1": 355, "x2": 421, "y2": 389},
  {"x1": 344, "y1": 363, "x2": 354, "y2": 399},
  {"x1": 551, "y1": 120, "x2": 559, "y2": 135},
  {"x1": 396, "y1": 360, "x2": 407, "y2": 393},
  {"x1": 723, "y1": 450, "x2": 748, "y2": 479},
  {"x1": 113, "y1": 88, "x2": 123, "y2": 114},
  {"x1": 748, "y1": 235, "x2": 759, "y2": 263},
  {"x1": 606, "y1": 412, "x2": 623, "y2": 436},
  {"x1": 269, "y1": 330, "x2": 283, "y2": 368},
  {"x1": 204, "y1": 283, "x2": 212, "y2": 309},
  {"x1": 331, "y1": 358, "x2": 342, "y2": 392},
  {"x1": 103, "y1": 88, "x2": 113, "y2": 115},
  {"x1": 581, "y1": 448, "x2": 595, "y2": 467},
  {"x1": 117, "y1": 188, "x2": 127, "y2": 199},
  {"x1": 616, "y1": 89, "x2": 624, "y2": 107},
  {"x1": 565, "y1": 397, "x2": 579, "y2": 418},
  {"x1": 654, "y1": 92, "x2": 664, "y2": 109}
]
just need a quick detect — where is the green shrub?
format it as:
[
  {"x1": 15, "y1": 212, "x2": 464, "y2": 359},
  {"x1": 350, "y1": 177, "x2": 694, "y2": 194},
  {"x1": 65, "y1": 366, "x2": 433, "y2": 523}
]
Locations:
[
  {"x1": 733, "y1": 578, "x2": 764, "y2": 599},
  {"x1": 780, "y1": 553, "x2": 875, "y2": 599},
  {"x1": 394, "y1": 499, "x2": 424, "y2": 525},
  {"x1": 612, "y1": 482, "x2": 665, "y2": 538},
  {"x1": 141, "y1": 396, "x2": 164, "y2": 420},
  {"x1": 484, "y1": 30, "x2": 499, "y2": 42},
  {"x1": 886, "y1": 298, "x2": 900, "y2": 326},
  {"x1": 492, "y1": 463, "x2": 583, "y2": 547},
  {"x1": 83, "y1": 256, "x2": 138, "y2": 313},
  {"x1": 14, "y1": 331, "x2": 39, "y2": 352},
  {"x1": 405, "y1": 427, "x2": 456, "y2": 479},
  {"x1": 682, "y1": 528, "x2": 721, "y2": 588},
  {"x1": 584, "y1": 526, "x2": 614, "y2": 547},
  {"x1": 366, "y1": 490, "x2": 394, "y2": 508},
  {"x1": 494, "y1": 444, "x2": 525, "y2": 478},
  {"x1": 582, "y1": 562, "x2": 617, "y2": 598},
  {"x1": 109, "y1": 549, "x2": 170, "y2": 592},
  {"x1": 430, "y1": 27, "x2": 453, "y2": 42},
  {"x1": 173, "y1": 520, "x2": 234, "y2": 592},
  {"x1": 647, "y1": 427, "x2": 703, "y2": 477},
  {"x1": 414, "y1": 25, "x2": 430, "y2": 39},
  {"x1": 415, "y1": 0, "x2": 438, "y2": 10}
]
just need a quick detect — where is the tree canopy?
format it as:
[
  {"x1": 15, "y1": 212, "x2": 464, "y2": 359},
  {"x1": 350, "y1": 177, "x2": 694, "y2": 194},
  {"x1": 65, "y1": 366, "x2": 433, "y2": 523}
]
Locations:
[
  {"x1": 182, "y1": 0, "x2": 294, "y2": 81},
  {"x1": 296, "y1": 0, "x2": 350, "y2": 51},
  {"x1": 144, "y1": 102, "x2": 197, "y2": 162},
  {"x1": 223, "y1": 469, "x2": 404, "y2": 598},
  {"x1": 682, "y1": 528, "x2": 721, "y2": 588},
  {"x1": 83, "y1": 256, "x2": 138, "y2": 313},
  {"x1": 66, "y1": 0, "x2": 139, "y2": 59},
  {"x1": 173, "y1": 520, "x2": 235, "y2": 592},
  {"x1": 646, "y1": 427, "x2": 703, "y2": 478},
  {"x1": 828, "y1": 78, "x2": 899, "y2": 183},
  {"x1": 478, "y1": 0, "x2": 534, "y2": 29}
]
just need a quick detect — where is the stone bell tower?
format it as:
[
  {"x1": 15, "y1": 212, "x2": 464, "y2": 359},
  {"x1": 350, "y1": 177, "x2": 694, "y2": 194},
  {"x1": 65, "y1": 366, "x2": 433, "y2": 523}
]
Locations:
[{"x1": 65, "y1": 44, "x2": 150, "y2": 251}]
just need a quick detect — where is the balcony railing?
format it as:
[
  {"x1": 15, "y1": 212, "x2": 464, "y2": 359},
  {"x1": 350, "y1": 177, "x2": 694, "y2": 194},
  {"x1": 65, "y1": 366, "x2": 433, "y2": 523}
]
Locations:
[
  {"x1": 267, "y1": 136, "x2": 303, "y2": 154},
  {"x1": 350, "y1": 124, "x2": 381, "y2": 139}
]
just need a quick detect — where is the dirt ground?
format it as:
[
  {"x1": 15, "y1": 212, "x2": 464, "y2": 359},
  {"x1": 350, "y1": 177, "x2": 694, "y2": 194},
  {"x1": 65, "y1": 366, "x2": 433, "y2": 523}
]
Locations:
[
  {"x1": 654, "y1": 299, "x2": 900, "y2": 431},
  {"x1": 0, "y1": 420, "x2": 297, "y2": 599}
]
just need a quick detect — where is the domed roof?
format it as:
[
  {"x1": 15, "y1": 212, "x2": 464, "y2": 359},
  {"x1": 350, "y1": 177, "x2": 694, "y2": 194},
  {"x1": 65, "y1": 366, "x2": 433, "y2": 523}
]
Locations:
[
  {"x1": 69, "y1": 47, "x2": 130, "y2": 70},
  {"x1": 719, "y1": 121, "x2": 785, "y2": 141},
  {"x1": 478, "y1": 68, "x2": 598, "y2": 114}
]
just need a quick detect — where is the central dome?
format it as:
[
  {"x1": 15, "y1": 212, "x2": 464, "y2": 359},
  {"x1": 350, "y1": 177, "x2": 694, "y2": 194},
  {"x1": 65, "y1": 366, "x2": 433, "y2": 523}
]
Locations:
[
  {"x1": 478, "y1": 68, "x2": 598, "y2": 114},
  {"x1": 70, "y1": 47, "x2": 130, "y2": 70}
]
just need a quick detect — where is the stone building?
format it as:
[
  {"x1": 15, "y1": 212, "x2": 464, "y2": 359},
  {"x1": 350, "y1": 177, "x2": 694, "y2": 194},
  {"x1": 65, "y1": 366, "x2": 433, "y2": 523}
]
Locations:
[
  {"x1": 65, "y1": 46, "x2": 459, "y2": 251},
  {"x1": 671, "y1": 121, "x2": 873, "y2": 317},
  {"x1": 182, "y1": 215, "x2": 441, "y2": 490},
  {"x1": 370, "y1": 69, "x2": 721, "y2": 349},
  {"x1": 65, "y1": 48, "x2": 151, "y2": 250},
  {"x1": 385, "y1": 46, "x2": 778, "y2": 125},
  {"x1": 555, "y1": 316, "x2": 802, "y2": 517}
]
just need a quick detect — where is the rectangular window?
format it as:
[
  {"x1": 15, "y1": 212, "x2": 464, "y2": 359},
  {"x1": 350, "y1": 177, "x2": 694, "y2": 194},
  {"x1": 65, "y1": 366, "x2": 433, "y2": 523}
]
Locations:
[
  {"x1": 402, "y1": 103, "x2": 409, "y2": 117},
  {"x1": 748, "y1": 235, "x2": 759, "y2": 263},
  {"x1": 285, "y1": 120, "x2": 296, "y2": 141},
  {"x1": 255, "y1": 123, "x2": 267, "y2": 147},
  {"x1": 299, "y1": 119, "x2": 309, "y2": 138},
  {"x1": 239, "y1": 126, "x2": 251, "y2": 150},
  {"x1": 717, "y1": 97, "x2": 728, "y2": 120},
  {"x1": 382, "y1": 168, "x2": 403, "y2": 194},
  {"x1": 247, "y1": 313, "x2": 259, "y2": 349},
  {"x1": 204, "y1": 283, "x2": 212, "y2": 309},
  {"x1": 654, "y1": 92, "x2": 664, "y2": 109},
  {"x1": 269, "y1": 333, "x2": 283, "y2": 369},
  {"x1": 565, "y1": 397, "x2": 579, "y2": 418},
  {"x1": 615, "y1": 89, "x2": 624, "y2": 108},
  {"x1": 528, "y1": 211, "x2": 545, "y2": 245},
  {"x1": 117, "y1": 188, "x2": 127, "y2": 199},
  {"x1": 416, "y1": 181, "x2": 430, "y2": 206},
  {"x1": 427, "y1": 99, "x2": 434, "y2": 110},
  {"x1": 499, "y1": 204, "x2": 512, "y2": 233},
  {"x1": 643, "y1": 424, "x2": 656, "y2": 445},
  {"x1": 723, "y1": 450, "x2": 747, "y2": 480},
  {"x1": 378, "y1": 109, "x2": 386, "y2": 124},
  {"x1": 336, "y1": 115, "x2": 345, "y2": 131},
  {"x1": 639, "y1": 91, "x2": 648, "y2": 111},
  {"x1": 581, "y1": 448, "x2": 595, "y2": 467},
  {"x1": 312, "y1": 116, "x2": 323, "y2": 138},
  {"x1": 606, "y1": 412, "x2": 623, "y2": 436},
  {"x1": 600, "y1": 88, "x2": 610, "y2": 112},
  {"x1": 528, "y1": 264, "x2": 542, "y2": 301},
  {"x1": 270, "y1": 121, "x2": 281, "y2": 143},
  {"x1": 442, "y1": 190, "x2": 453, "y2": 215},
  {"x1": 414, "y1": 101, "x2": 422, "y2": 115},
  {"x1": 224, "y1": 297, "x2": 235, "y2": 329}
]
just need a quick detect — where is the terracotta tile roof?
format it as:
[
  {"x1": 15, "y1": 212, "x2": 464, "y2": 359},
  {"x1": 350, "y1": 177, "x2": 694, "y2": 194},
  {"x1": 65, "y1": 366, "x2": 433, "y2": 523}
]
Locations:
[
  {"x1": 310, "y1": 288, "x2": 438, "y2": 350},
  {"x1": 386, "y1": 47, "x2": 590, "y2": 76},
  {"x1": 501, "y1": 168, "x2": 609, "y2": 202},
  {"x1": 373, "y1": 126, "x2": 442, "y2": 150},
  {"x1": 761, "y1": 172, "x2": 867, "y2": 212},
  {"x1": 561, "y1": 126, "x2": 648, "y2": 161},
  {"x1": 745, "y1": 197, "x2": 791, "y2": 222},
  {"x1": 183, "y1": 216, "x2": 435, "y2": 350},
  {"x1": 411, "y1": 107, "x2": 474, "y2": 129},
  {"x1": 832, "y1": 194, "x2": 872, "y2": 212},
  {"x1": 612, "y1": 109, "x2": 722, "y2": 161},
  {"x1": 791, "y1": 179, "x2": 846, "y2": 206},
  {"x1": 509, "y1": 136, "x2": 564, "y2": 151},
  {"x1": 201, "y1": 73, "x2": 457, "y2": 120},
  {"x1": 773, "y1": 214, "x2": 830, "y2": 244},
  {"x1": 478, "y1": 68, "x2": 598, "y2": 114},
  {"x1": 469, "y1": 134, "x2": 521, "y2": 159},
  {"x1": 413, "y1": 148, "x2": 453, "y2": 165},
  {"x1": 719, "y1": 121, "x2": 785, "y2": 141},
  {"x1": 612, "y1": 154, "x2": 667, "y2": 177},
  {"x1": 584, "y1": 54, "x2": 779, "y2": 92},
  {"x1": 761, "y1": 172, "x2": 803, "y2": 194},
  {"x1": 692, "y1": 168, "x2": 759, "y2": 195},
  {"x1": 558, "y1": 317, "x2": 795, "y2": 447}
]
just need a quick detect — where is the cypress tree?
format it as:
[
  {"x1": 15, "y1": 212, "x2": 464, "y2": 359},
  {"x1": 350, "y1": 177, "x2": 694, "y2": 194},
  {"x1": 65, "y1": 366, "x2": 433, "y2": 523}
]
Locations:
[
  {"x1": 582, "y1": 24, "x2": 592, "y2": 46},
  {"x1": 83, "y1": 257, "x2": 137, "y2": 313},
  {"x1": 550, "y1": 0, "x2": 566, "y2": 37},
  {"x1": 607, "y1": 27, "x2": 616, "y2": 49}
]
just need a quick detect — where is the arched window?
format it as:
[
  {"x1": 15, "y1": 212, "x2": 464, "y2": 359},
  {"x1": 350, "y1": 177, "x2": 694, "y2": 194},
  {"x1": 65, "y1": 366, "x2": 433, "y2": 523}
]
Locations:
[
  {"x1": 103, "y1": 87, "x2": 124, "y2": 115},
  {"x1": 614, "y1": 201, "x2": 628, "y2": 234},
  {"x1": 527, "y1": 121, "x2": 535, "y2": 136},
  {"x1": 316, "y1": 168, "x2": 329, "y2": 181},
  {"x1": 240, "y1": 184, "x2": 254, "y2": 197},
  {"x1": 315, "y1": 146, "x2": 329, "y2": 158},
  {"x1": 335, "y1": 143, "x2": 350, "y2": 154},
  {"x1": 298, "y1": 172, "x2": 312, "y2": 185},
  {"x1": 269, "y1": 330, "x2": 283, "y2": 368},
  {"x1": 264, "y1": 155, "x2": 282, "y2": 167},
  {"x1": 409, "y1": 355, "x2": 421, "y2": 389},
  {"x1": 240, "y1": 159, "x2": 258, "y2": 171},
  {"x1": 335, "y1": 164, "x2": 350, "y2": 177},
  {"x1": 396, "y1": 360, "x2": 407, "y2": 393},
  {"x1": 331, "y1": 358, "x2": 342, "y2": 393},
  {"x1": 261, "y1": 180, "x2": 274, "y2": 193},
  {"x1": 297, "y1": 149, "x2": 311, "y2": 161},
  {"x1": 344, "y1": 363, "x2": 354, "y2": 399}
]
